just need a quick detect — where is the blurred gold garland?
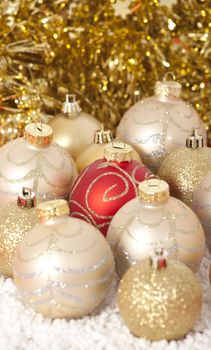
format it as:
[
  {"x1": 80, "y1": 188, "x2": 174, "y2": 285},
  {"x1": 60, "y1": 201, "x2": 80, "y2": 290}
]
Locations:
[{"x1": 0, "y1": 0, "x2": 210, "y2": 145}]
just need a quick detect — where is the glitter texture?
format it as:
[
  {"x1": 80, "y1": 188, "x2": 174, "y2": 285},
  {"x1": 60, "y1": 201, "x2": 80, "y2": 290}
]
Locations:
[
  {"x1": 117, "y1": 258, "x2": 202, "y2": 341},
  {"x1": 0, "y1": 202, "x2": 38, "y2": 277},
  {"x1": 158, "y1": 147, "x2": 211, "y2": 206}
]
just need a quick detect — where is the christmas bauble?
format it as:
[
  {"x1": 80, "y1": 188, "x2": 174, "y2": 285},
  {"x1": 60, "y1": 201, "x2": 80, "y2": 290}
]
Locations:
[
  {"x1": 0, "y1": 188, "x2": 38, "y2": 277},
  {"x1": 49, "y1": 94, "x2": 100, "y2": 159},
  {"x1": 117, "y1": 74, "x2": 207, "y2": 172},
  {"x1": 0, "y1": 123, "x2": 78, "y2": 205},
  {"x1": 76, "y1": 126, "x2": 142, "y2": 173},
  {"x1": 13, "y1": 199, "x2": 114, "y2": 318},
  {"x1": 158, "y1": 130, "x2": 211, "y2": 207},
  {"x1": 192, "y1": 171, "x2": 211, "y2": 250},
  {"x1": 107, "y1": 178, "x2": 205, "y2": 277},
  {"x1": 70, "y1": 141, "x2": 151, "y2": 236},
  {"x1": 118, "y1": 249, "x2": 202, "y2": 341},
  {"x1": 76, "y1": 125, "x2": 113, "y2": 173}
]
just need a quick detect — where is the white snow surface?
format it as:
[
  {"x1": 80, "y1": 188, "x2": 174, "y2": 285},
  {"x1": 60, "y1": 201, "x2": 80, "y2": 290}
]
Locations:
[{"x1": 0, "y1": 252, "x2": 211, "y2": 350}]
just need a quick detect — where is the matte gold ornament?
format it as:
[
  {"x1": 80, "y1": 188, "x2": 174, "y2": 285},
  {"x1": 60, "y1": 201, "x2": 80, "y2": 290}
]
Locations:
[
  {"x1": 76, "y1": 126, "x2": 142, "y2": 173},
  {"x1": 0, "y1": 188, "x2": 38, "y2": 277},
  {"x1": 49, "y1": 94, "x2": 100, "y2": 159},
  {"x1": 0, "y1": 123, "x2": 78, "y2": 205},
  {"x1": 117, "y1": 249, "x2": 202, "y2": 341},
  {"x1": 13, "y1": 199, "x2": 114, "y2": 318},
  {"x1": 107, "y1": 178, "x2": 205, "y2": 277},
  {"x1": 158, "y1": 130, "x2": 211, "y2": 207},
  {"x1": 117, "y1": 74, "x2": 207, "y2": 172},
  {"x1": 76, "y1": 125, "x2": 113, "y2": 173}
]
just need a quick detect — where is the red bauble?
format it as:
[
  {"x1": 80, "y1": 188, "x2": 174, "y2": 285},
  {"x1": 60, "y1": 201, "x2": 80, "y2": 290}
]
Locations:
[{"x1": 69, "y1": 143, "x2": 151, "y2": 236}]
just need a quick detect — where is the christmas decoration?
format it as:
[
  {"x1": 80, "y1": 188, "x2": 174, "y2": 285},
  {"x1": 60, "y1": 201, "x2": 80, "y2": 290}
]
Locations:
[
  {"x1": 76, "y1": 126, "x2": 141, "y2": 173},
  {"x1": 49, "y1": 94, "x2": 100, "y2": 159},
  {"x1": 13, "y1": 199, "x2": 114, "y2": 318},
  {"x1": 117, "y1": 248, "x2": 202, "y2": 341},
  {"x1": 0, "y1": 0, "x2": 210, "y2": 146},
  {"x1": 0, "y1": 187, "x2": 38, "y2": 277},
  {"x1": 0, "y1": 123, "x2": 77, "y2": 205},
  {"x1": 192, "y1": 171, "x2": 211, "y2": 251},
  {"x1": 107, "y1": 178, "x2": 205, "y2": 277},
  {"x1": 117, "y1": 73, "x2": 207, "y2": 172},
  {"x1": 76, "y1": 125, "x2": 113, "y2": 173},
  {"x1": 158, "y1": 129, "x2": 211, "y2": 206},
  {"x1": 70, "y1": 141, "x2": 151, "y2": 236}
]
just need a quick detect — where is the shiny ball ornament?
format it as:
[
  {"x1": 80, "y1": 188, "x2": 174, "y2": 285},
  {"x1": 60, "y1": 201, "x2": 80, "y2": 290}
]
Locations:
[
  {"x1": 117, "y1": 250, "x2": 202, "y2": 341},
  {"x1": 192, "y1": 171, "x2": 211, "y2": 251},
  {"x1": 76, "y1": 125, "x2": 113, "y2": 173},
  {"x1": 49, "y1": 94, "x2": 100, "y2": 159},
  {"x1": 158, "y1": 130, "x2": 211, "y2": 207},
  {"x1": 117, "y1": 74, "x2": 207, "y2": 172},
  {"x1": 0, "y1": 188, "x2": 38, "y2": 277},
  {"x1": 13, "y1": 199, "x2": 114, "y2": 319},
  {"x1": 0, "y1": 123, "x2": 78, "y2": 205},
  {"x1": 107, "y1": 178, "x2": 205, "y2": 277},
  {"x1": 70, "y1": 140, "x2": 151, "y2": 236},
  {"x1": 76, "y1": 125, "x2": 142, "y2": 173}
]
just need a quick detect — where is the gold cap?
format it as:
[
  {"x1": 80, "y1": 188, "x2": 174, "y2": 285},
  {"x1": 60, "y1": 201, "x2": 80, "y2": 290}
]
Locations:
[
  {"x1": 25, "y1": 123, "x2": 53, "y2": 146},
  {"x1": 62, "y1": 94, "x2": 81, "y2": 115},
  {"x1": 37, "y1": 199, "x2": 70, "y2": 221},
  {"x1": 94, "y1": 125, "x2": 113, "y2": 144},
  {"x1": 104, "y1": 140, "x2": 133, "y2": 162},
  {"x1": 186, "y1": 129, "x2": 204, "y2": 149},
  {"x1": 154, "y1": 72, "x2": 182, "y2": 98},
  {"x1": 17, "y1": 187, "x2": 36, "y2": 209},
  {"x1": 139, "y1": 178, "x2": 170, "y2": 203}
]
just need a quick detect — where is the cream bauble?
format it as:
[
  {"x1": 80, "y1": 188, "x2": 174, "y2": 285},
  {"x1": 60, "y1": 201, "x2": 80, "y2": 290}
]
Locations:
[
  {"x1": 0, "y1": 188, "x2": 38, "y2": 277},
  {"x1": 107, "y1": 178, "x2": 205, "y2": 277},
  {"x1": 49, "y1": 94, "x2": 100, "y2": 159},
  {"x1": 117, "y1": 74, "x2": 207, "y2": 172},
  {"x1": 192, "y1": 171, "x2": 211, "y2": 251},
  {"x1": 13, "y1": 199, "x2": 114, "y2": 318},
  {"x1": 0, "y1": 123, "x2": 78, "y2": 205},
  {"x1": 76, "y1": 126, "x2": 113, "y2": 173},
  {"x1": 118, "y1": 250, "x2": 202, "y2": 341},
  {"x1": 158, "y1": 130, "x2": 211, "y2": 206},
  {"x1": 76, "y1": 126, "x2": 142, "y2": 173}
]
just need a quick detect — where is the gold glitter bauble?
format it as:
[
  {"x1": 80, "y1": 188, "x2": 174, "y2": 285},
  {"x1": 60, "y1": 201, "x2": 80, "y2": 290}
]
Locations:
[
  {"x1": 158, "y1": 131, "x2": 211, "y2": 207},
  {"x1": 107, "y1": 178, "x2": 205, "y2": 276},
  {"x1": 49, "y1": 95, "x2": 100, "y2": 159},
  {"x1": 13, "y1": 199, "x2": 114, "y2": 318},
  {"x1": 0, "y1": 190, "x2": 38, "y2": 277},
  {"x1": 0, "y1": 123, "x2": 78, "y2": 205},
  {"x1": 117, "y1": 257, "x2": 202, "y2": 341},
  {"x1": 117, "y1": 77, "x2": 207, "y2": 172}
]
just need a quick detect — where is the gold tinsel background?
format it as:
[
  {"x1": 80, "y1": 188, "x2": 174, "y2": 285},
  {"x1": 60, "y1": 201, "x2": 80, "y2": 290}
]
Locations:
[{"x1": 0, "y1": 0, "x2": 210, "y2": 145}]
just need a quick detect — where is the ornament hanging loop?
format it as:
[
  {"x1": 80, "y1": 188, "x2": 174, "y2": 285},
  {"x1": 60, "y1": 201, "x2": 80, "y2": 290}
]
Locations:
[
  {"x1": 66, "y1": 94, "x2": 76, "y2": 103},
  {"x1": 163, "y1": 71, "x2": 176, "y2": 82}
]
